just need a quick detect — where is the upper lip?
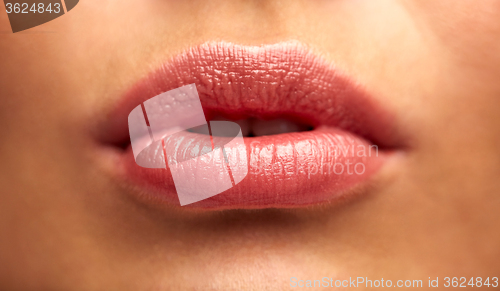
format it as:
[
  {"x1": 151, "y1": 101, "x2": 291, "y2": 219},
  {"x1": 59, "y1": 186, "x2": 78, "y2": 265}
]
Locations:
[{"x1": 99, "y1": 41, "x2": 405, "y2": 209}]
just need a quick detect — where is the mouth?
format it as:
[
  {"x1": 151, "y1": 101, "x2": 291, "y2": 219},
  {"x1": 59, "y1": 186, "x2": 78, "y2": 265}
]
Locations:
[{"x1": 99, "y1": 41, "x2": 405, "y2": 210}]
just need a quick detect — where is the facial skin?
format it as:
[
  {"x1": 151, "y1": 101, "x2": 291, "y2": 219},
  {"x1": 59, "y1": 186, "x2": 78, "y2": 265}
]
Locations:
[{"x1": 1, "y1": 0, "x2": 500, "y2": 290}]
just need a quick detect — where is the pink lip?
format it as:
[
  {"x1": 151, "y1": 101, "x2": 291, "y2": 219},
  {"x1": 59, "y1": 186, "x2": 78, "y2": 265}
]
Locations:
[{"x1": 101, "y1": 41, "x2": 403, "y2": 209}]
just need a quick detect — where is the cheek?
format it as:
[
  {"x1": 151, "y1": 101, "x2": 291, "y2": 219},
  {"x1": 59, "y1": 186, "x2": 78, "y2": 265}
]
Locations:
[{"x1": 407, "y1": 0, "x2": 500, "y2": 65}]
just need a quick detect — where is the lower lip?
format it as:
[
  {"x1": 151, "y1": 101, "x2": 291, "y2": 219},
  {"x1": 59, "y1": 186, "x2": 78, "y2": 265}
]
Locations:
[{"x1": 116, "y1": 125, "x2": 387, "y2": 209}]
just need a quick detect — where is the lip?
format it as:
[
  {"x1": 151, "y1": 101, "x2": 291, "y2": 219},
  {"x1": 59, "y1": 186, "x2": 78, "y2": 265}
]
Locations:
[{"x1": 100, "y1": 41, "x2": 404, "y2": 209}]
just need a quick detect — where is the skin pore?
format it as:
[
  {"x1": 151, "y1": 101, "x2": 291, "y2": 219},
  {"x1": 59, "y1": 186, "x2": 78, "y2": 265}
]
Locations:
[{"x1": 0, "y1": 0, "x2": 499, "y2": 289}]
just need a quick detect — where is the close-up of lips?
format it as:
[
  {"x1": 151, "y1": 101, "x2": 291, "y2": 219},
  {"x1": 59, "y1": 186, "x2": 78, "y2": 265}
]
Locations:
[
  {"x1": 1, "y1": 0, "x2": 500, "y2": 290},
  {"x1": 102, "y1": 42, "x2": 405, "y2": 209}
]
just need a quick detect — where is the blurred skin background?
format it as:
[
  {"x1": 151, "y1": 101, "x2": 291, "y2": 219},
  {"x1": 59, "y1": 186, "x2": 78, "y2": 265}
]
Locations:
[{"x1": 1, "y1": 0, "x2": 500, "y2": 290}]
